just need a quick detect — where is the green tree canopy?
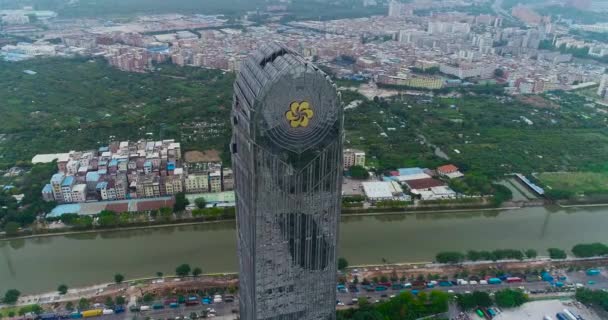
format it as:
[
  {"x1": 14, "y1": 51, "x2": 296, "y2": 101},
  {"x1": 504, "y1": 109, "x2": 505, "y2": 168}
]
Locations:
[
  {"x1": 176, "y1": 264, "x2": 191, "y2": 277},
  {"x1": 572, "y1": 243, "x2": 608, "y2": 258},
  {"x1": 524, "y1": 249, "x2": 537, "y2": 259},
  {"x1": 494, "y1": 289, "x2": 528, "y2": 308},
  {"x1": 3, "y1": 289, "x2": 21, "y2": 304},
  {"x1": 435, "y1": 251, "x2": 465, "y2": 264},
  {"x1": 194, "y1": 197, "x2": 207, "y2": 209},
  {"x1": 4, "y1": 221, "x2": 21, "y2": 236},
  {"x1": 173, "y1": 192, "x2": 189, "y2": 212},
  {"x1": 548, "y1": 248, "x2": 567, "y2": 259},
  {"x1": 57, "y1": 284, "x2": 68, "y2": 295},
  {"x1": 348, "y1": 165, "x2": 369, "y2": 180},
  {"x1": 338, "y1": 257, "x2": 349, "y2": 271},
  {"x1": 192, "y1": 267, "x2": 202, "y2": 277},
  {"x1": 114, "y1": 273, "x2": 125, "y2": 284}
]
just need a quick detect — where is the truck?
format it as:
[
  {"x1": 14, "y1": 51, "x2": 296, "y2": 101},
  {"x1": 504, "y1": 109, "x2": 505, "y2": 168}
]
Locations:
[
  {"x1": 563, "y1": 309, "x2": 577, "y2": 320},
  {"x1": 152, "y1": 304, "x2": 164, "y2": 310},
  {"x1": 102, "y1": 309, "x2": 114, "y2": 315},
  {"x1": 113, "y1": 306, "x2": 125, "y2": 314},
  {"x1": 556, "y1": 313, "x2": 569, "y2": 320},
  {"x1": 81, "y1": 310, "x2": 102, "y2": 318},
  {"x1": 475, "y1": 309, "x2": 484, "y2": 318},
  {"x1": 169, "y1": 302, "x2": 179, "y2": 308},
  {"x1": 139, "y1": 306, "x2": 150, "y2": 312},
  {"x1": 38, "y1": 313, "x2": 58, "y2": 320},
  {"x1": 586, "y1": 269, "x2": 600, "y2": 276},
  {"x1": 488, "y1": 278, "x2": 502, "y2": 285},
  {"x1": 69, "y1": 313, "x2": 82, "y2": 319},
  {"x1": 411, "y1": 281, "x2": 426, "y2": 290},
  {"x1": 543, "y1": 316, "x2": 554, "y2": 320},
  {"x1": 506, "y1": 277, "x2": 522, "y2": 283}
]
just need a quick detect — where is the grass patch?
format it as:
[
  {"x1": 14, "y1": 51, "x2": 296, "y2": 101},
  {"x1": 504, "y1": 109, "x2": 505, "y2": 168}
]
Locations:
[{"x1": 538, "y1": 172, "x2": 608, "y2": 195}]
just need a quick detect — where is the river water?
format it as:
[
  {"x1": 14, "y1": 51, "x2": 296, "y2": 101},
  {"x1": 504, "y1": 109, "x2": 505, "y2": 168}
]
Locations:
[{"x1": 2, "y1": 206, "x2": 608, "y2": 294}]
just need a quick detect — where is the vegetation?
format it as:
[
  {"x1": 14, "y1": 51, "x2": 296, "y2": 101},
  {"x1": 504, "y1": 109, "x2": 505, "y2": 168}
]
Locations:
[
  {"x1": 194, "y1": 197, "x2": 207, "y2": 209},
  {"x1": 176, "y1": 264, "x2": 191, "y2": 277},
  {"x1": 548, "y1": 248, "x2": 567, "y2": 259},
  {"x1": 571, "y1": 243, "x2": 608, "y2": 258},
  {"x1": 524, "y1": 249, "x2": 537, "y2": 259},
  {"x1": 3, "y1": 289, "x2": 21, "y2": 304},
  {"x1": 537, "y1": 172, "x2": 608, "y2": 200},
  {"x1": 57, "y1": 284, "x2": 68, "y2": 295},
  {"x1": 173, "y1": 192, "x2": 190, "y2": 212},
  {"x1": 493, "y1": 289, "x2": 528, "y2": 308},
  {"x1": 338, "y1": 257, "x2": 349, "y2": 271},
  {"x1": 435, "y1": 251, "x2": 465, "y2": 264},
  {"x1": 439, "y1": 249, "x2": 527, "y2": 263},
  {"x1": 336, "y1": 291, "x2": 449, "y2": 320},
  {"x1": 576, "y1": 288, "x2": 608, "y2": 312},
  {"x1": 78, "y1": 298, "x2": 89, "y2": 310},
  {"x1": 456, "y1": 291, "x2": 492, "y2": 310},
  {"x1": 347, "y1": 165, "x2": 368, "y2": 179},
  {"x1": 192, "y1": 267, "x2": 203, "y2": 277},
  {"x1": 114, "y1": 273, "x2": 125, "y2": 284}
]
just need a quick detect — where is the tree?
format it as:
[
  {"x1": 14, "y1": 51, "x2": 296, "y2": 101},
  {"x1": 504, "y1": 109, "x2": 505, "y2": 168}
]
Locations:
[
  {"x1": 524, "y1": 249, "x2": 537, "y2": 259},
  {"x1": 572, "y1": 243, "x2": 608, "y2": 258},
  {"x1": 494, "y1": 289, "x2": 528, "y2": 308},
  {"x1": 548, "y1": 248, "x2": 567, "y2": 259},
  {"x1": 472, "y1": 291, "x2": 493, "y2": 308},
  {"x1": 494, "y1": 68, "x2": 505, "y2": 78},
  {"x1": 114, "y1": 273, "x2": 125, "y2": 284},
  {"x1": 338, "y1": 257, "x2": 349, "y2": 271},
  {"x1": 173, "y1": 192, "x2": 189, "y2": 212},
  {"x1": 348, "y1": 165, "x2": 368, "y2": 180},
  {"x1": 194, "y1": 197, "x2": 207, "y2": 209},
  {"x1": 104, "y1": 296, "x2": 115, "y2": 308},
  {"x1": 78, "y1": 298, "x2": 90, "y2": 310},
  {"x1": 65, "y1": 302, "x2": 74, "y2": 311},
  {"x1": 156, "y1": 272, "x2": 163, "y2": 278},
  {"x1": 58, "y1": 284, "x2": 68, "y2": 295},
  {"x1": 435, "y1": 251, "x2": 465, "y2": 264},
  {"x1": 142, "y1": 293, "x2": 154, "y2": 303},
  {"x1": 4, "y1": 221, "x2": 20, "y2": 236},
  {"x1": 3, "y1": 289, "x2": 21, "y2": 304},
  {"x1": 7, "y1": 312, "x2": 15, "y2": 318},
  {"x1": 176, "y1": 264, "x2": 191, "y2": 277},
  {"x1": 115, "y1": 296, "x2": 126, "y2": 306},
  {"x1": 192, "y1": 267, "x2": 202, "y2": 277}
]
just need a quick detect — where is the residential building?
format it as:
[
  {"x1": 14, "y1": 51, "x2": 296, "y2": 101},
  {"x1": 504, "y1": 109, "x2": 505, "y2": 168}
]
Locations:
[
  {"x1": 209, "y1": 171, "x2": 222, "y2": 193},
  {"x1": 61, "y1": 176, "x2": 75, "y2": 203},
  {"x1": 222, "y1": 168, "x2": 234, "y2": 191},
  {"x1": 598, "y1": 74, "x2": 608, "y2": 99},
  {"x1": 42, "y1": 184, "x2": 54, "y2": 202},
  {"x1": 50, "y1": 173, "x2": 65, "y2": 202},
  {"x1": 71, "y1": 184, "x2": 87, "y2": 202},
  {"x1": 437, "y1": 164, "x2": 464, "y2": 179},
  {"x1": 231, "y1": 43, "x2": 342, "y2": 320},
  {"x1": 343, "y1": 149, "x2": 366, "y2": 169},
  {"x1": 185, "y1": 173, "x2": 209, "y2": 193}
]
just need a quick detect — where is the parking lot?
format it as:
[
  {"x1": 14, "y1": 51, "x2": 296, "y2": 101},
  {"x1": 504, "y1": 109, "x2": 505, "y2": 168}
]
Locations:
[
  {"x1": 491, "y1": 299, "x2": 602, "y2": 320},
  {"x1": 342, "y1": 177, "x2": 365, "y2": 196}
]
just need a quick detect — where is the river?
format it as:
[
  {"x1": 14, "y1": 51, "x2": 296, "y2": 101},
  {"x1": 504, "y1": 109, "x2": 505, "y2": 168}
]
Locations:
[{"x1": 2, "y1": 206, "x2": 608, "y2": 294}]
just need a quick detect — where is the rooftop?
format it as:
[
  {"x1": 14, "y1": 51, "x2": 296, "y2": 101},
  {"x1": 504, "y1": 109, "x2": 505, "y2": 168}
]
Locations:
[{"x1": 405, "y1": 178, "x2": 445, "y2": 190}]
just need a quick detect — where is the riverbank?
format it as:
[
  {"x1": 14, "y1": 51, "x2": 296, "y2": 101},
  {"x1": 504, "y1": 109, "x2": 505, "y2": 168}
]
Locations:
[
  {"x1": 8, "y1": 256, "x2": 608, "y2": 305},
  {"x1": 0, "y1": 205, "x2": 523, "y2": 241},
  {"x1": 4, "y1": 205, "x2": 608, "y2": 293}
]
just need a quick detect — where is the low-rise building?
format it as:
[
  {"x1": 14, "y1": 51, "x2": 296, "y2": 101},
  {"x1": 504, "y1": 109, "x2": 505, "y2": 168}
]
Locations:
[
  {"x1": 185, "y1": 173, "x2": 209, "y2": 193},
  {"x1": 437, "y1": 164, "x2": 464, "y2": 179},
  {"x1": 209, "y1": 171, "x2": 222, "y2": 193},
  {"x1": 344, "y1": 149, "x2": 366, "y2": 169}
]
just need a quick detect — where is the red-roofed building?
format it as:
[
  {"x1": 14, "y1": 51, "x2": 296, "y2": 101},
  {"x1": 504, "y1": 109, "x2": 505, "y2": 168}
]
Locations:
[
  {"x1": 437, "y1": 164, "x2": 464, "y2": 179},
  {"x1": 106, "y1": 203, "x2": 129, "y2": 213},
  {"x1": 136, "y1": 198, "x2": 175, "y2": 211},
  {"x1": 404, "y1": 178, "x2": 445, "y2": 190}
]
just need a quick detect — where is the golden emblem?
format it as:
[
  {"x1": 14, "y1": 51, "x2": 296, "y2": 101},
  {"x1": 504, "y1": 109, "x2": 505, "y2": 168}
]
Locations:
[{"x1": 285, "y1": 101, "x2": 314, "y2": 128}]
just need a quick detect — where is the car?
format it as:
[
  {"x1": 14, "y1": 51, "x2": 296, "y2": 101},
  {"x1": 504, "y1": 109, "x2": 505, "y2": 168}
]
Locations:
[
  {"x1": 447, "y1": 290, "x2": 454, "y2": 293},
  {"x1": 380, "y1": 294, "x2": 387, "y2": 298},
  {"x1": 374, "y1": 300, "x2": 380, "y2": 303},
  {"x1": 389, "y1": 295, "x2": 396, "y2": 298},
  {"x1": 336, "y1": 301, "x2": 345, "y2": 306},
  {"x1": 351, "y1": 298, "x2": 358, "y2": 303}
]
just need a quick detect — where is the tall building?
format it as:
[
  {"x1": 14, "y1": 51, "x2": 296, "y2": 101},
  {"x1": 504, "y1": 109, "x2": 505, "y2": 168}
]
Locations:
[
  {"x1": 231, "y1": 43, "x2": 343, "y2": 320},
  {"x1": 598, "y1": 74, "x2": 608, "y2": 99}
]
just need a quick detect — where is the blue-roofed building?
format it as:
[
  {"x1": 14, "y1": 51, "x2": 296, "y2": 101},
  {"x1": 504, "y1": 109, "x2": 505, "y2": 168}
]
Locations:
[
  {"x1": 96, "y1": 181, "x2": 108, "y2": 191},
  {"x1": 167, "y1": 162, "x2": 176, "y2": 171},
  {"x1": 97, "y1": 169, "x2": 107, "y2": 175},
  {"x1": 109, "y1": 159, "x2": 118, "y2": 167},
  {"x1": 144, "y1": 160, "x2": 153, "y2": 174},
  {"x1": 99, "y1": 146, "x2": 109, "y2": 153},
  {"x1": 47, "y1": 203, "x2": 81, "y2": 218},
  {"x1": 398, "y1": 167, "x2": 424, "y2": 176},
  {"x1": 50, "y1": 172, "x2": 65, "y2": 184},
  {"x1": 61, "y1": 176, "x2": 75, "y2": 187},
  {"x1": 86, "y1": 171, "x2": 100, "y2": 182},
  {"x1": 42, "y1": 184, "x2": 54, "y2": 202}
]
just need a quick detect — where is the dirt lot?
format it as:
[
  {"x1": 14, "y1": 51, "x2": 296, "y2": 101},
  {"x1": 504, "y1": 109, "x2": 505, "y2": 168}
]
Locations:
[
  {"x1": 517, "y1": 95, "x2": 560, "y2": 109},
  {"x1": 184, "y1": 150, "x2": 221, "y2": 163}
]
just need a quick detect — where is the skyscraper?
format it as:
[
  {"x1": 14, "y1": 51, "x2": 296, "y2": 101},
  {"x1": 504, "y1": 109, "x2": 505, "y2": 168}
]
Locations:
[{"x1": 231, "y1": 43, "x2": 343, "y2": 320}]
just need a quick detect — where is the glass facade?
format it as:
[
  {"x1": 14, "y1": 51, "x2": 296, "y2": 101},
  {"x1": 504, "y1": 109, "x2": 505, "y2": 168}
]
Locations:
[{"x1": 231, "y1": 43, "x2": 343, "y2": 320}]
